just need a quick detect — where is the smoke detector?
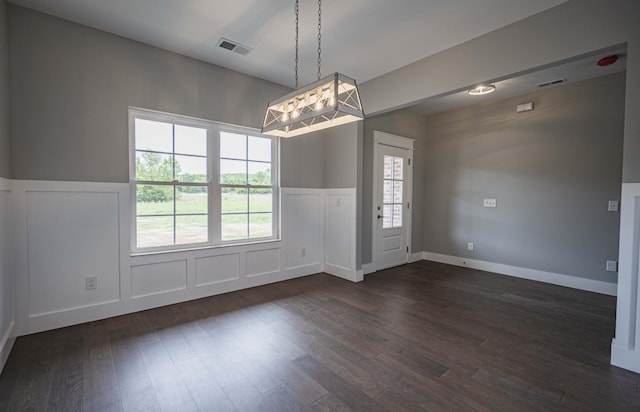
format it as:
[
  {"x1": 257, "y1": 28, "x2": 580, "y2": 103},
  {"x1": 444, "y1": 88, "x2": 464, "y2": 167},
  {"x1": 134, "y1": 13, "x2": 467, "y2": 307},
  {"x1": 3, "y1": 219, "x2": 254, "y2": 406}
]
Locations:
[{"x1": 216, "y1": 38, "x2": 252, "y2": 55}]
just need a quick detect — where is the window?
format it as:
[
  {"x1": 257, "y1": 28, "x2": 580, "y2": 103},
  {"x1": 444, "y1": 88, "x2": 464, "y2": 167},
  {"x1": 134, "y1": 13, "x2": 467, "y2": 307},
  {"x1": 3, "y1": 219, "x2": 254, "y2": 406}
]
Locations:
[
  {"x1": 382, "y1": 155, "x2": 403, "y2": 228},
  {"x1": 130, "y1": 108, "x2": 278, "y2": 252}
]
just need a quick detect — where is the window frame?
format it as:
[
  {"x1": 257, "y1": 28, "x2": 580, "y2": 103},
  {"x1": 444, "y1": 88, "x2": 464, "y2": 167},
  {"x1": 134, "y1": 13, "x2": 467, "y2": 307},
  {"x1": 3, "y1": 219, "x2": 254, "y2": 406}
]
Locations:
[{"x1": 129, "y1": 107, "x2": 279, "y2": 254}]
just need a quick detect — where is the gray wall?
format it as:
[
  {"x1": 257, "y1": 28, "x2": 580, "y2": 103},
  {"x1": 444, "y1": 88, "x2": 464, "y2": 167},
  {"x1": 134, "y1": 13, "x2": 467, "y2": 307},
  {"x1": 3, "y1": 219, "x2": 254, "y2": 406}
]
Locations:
[
  {"x1": 423, "y1": 73, "x2": 625, "y2": 283},
  {"x1": 8, "y1": 5, "x2": 293, "y2": 183},
  {"x1": 280, "y1": 131, "x2": 325, "y2": 188},
  {"x1": 362, "y1": 109, "x2": 427, "y2": 264},
  {"x1": 324, "y1": 122, "x2": 358, "y2": 189},
  {"x1": 360, "y1": 0, "x2": 640, "y2": 182},
  {"x1": 0, "y1": 0, "x2": 9, "y2": 178}
]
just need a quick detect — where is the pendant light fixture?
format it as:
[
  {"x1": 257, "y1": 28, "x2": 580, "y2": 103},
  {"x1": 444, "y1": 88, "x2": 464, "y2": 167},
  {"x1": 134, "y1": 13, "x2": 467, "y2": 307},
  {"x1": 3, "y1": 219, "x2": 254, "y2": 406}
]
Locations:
[{"x1": 262, "y1": 0, "x2": 364, "y2": 138}]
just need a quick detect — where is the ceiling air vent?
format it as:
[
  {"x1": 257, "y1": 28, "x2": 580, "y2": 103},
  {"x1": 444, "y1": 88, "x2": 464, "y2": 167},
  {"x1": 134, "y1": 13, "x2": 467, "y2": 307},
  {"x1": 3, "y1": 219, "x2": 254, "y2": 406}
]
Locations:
[
  {"x1": 537, "y1": 78, "x2": 567, "y2": 88},
  {"x1": 216, "y1": 38, "x2": 252, "y2": 55}
]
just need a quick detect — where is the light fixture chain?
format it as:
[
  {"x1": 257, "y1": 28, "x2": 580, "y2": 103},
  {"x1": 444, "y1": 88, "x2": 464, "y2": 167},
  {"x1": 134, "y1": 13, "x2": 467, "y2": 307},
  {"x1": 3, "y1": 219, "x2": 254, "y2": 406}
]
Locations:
[
  {"x1": 295, "y1": 0, "x2": 299, "y2": 89},
  {"x1": 317, "y1": 0, "x2": 321, "y2": 80}
]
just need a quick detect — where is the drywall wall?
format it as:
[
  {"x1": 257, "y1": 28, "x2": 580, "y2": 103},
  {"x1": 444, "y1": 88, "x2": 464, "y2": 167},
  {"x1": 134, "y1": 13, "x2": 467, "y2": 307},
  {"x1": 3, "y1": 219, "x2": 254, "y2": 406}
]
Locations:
[
  {"x1": 7, "y1": 5, "x2": 297, "y2": 183},
  {"x1": 324, "y1": 122, "x2": 359, "y2": 189},
  {"x1": 362, "y1": 109, "x2": 427, "y2": 264},
  {"x1": 0, "y1": 0, "x2": 10, "y2": 178},
  {"x1": 423, "y1": 73, "x2": 625, "y2": 283},
  {"x1": 359, "y1": 0, "x2": 640, "y2": 182},
  {"x1": 280, "y1": 130, "x2": 325, "y2": 188}
]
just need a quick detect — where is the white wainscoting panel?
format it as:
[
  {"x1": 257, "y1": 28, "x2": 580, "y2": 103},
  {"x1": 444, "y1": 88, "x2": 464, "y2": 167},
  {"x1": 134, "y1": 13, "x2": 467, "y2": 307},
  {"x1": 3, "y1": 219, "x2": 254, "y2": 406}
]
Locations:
[
  {"x1": 26, "y1": 190, "x2": 121, "y2": 317},
  {"x1": 324, "y1": 189, "x2": 360, "y2": 282},
  {"x1": 195, "y1": 253, "x2": 240, "y2": 286},
  {"x1": 0, "y1": 179, "x2": 15, "y2": 372},
  {"x1": 131, "y1": 260, "x2": 187, "y2": 298},
  {"x1": 612, "y1": 183, "x2": 640, "y2": 374},
  {"x1": 246, "y1": 248, "x2": 281, "y2": 278},
  {"x1": 282, "y1": 189, "x2": 324, "y2": 274},
  {"x1": 9, "y1": 182, "x2": 357, "y2": 339}
]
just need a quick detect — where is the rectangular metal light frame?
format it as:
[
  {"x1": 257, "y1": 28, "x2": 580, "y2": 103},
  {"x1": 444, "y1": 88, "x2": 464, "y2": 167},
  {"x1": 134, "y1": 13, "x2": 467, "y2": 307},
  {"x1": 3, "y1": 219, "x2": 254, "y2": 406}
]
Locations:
[{"x1": 262, "y1": 72, "x2": 364, "y2": 138}]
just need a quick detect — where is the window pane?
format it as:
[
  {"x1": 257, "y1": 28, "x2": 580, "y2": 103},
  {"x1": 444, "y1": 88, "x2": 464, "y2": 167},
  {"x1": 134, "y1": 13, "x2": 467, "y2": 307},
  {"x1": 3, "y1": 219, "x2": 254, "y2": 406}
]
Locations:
[
  {"x1": 175, "y1": 155, "x2": 207, "y2": 183},
  {"x1": 383, "y1": 155, "x2": 393, "y2": 179},
  {"x1": 248, "y1": 161, "x2": 271, "y2": 185},
  {"x1": 393, "y1": 181, "x2": 403, "y2": 203},
  {"x1": 137, "y1": 216, "x2": 174, "y2": 248},
  {"x1": 176, "y1": 215, "x2": 208, "y2": 244},
  {"x1": 176, "y1": 188, "x2": 207, "y2": 215},
  {"x1": 393, "y1": 204, "x2": 403, "y2": 228},
  {"x1": 220, "y1": 132, "x2": 247, "y2": 159},
  {"x1": 248, "y1": 136, "x2": 271, "y2": 162},
  {"x1": 220, "y1": 159, "x2": 247, "y2": 184},
  {"x1": 221, "y1": 188, "x2": 248, "y2": 213},
  {"x1": 135, "y1": 151, "x2": 174, "y2": 181},
  {"x1": 249, "y1": 189, "x2": 272, "y2": 213},
  {"x1": 393, "y1": 157, "x2": 403, "y2": 180},
  {"x1": 383, "y1": 205, "x2": 392, "y2": 229},
  {"x1": 222, "y1": 214, "x2": 248, "y2": 240},
  {"x1": 383, "y1": 180, "x2": 393, "y2": 203},
  {"x1": 135, "y1": 119, "x2": 173, "y2": 153},
  {"x1": 175, "y1": 125, "x2": 206, "y2": 156},
  {"x1": 249, "y1": 213, "x2": 272, "y2": 238},
  {"x1": 136, "y1": 185, "x2": 174, "y2": 215}
]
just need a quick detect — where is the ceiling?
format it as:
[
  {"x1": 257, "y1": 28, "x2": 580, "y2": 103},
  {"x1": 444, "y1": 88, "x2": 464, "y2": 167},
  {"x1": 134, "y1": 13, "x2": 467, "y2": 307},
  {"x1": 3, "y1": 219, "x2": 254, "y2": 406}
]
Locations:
[
  {"x1": 10, "y1": 0, "x2": 624, "y2": 118},
  {"x1": 8, "y1": 0, "x2": 567, "y2": 88},
  {"x1": 410, "y1": 46, "x2": 628, "y2": 116}
]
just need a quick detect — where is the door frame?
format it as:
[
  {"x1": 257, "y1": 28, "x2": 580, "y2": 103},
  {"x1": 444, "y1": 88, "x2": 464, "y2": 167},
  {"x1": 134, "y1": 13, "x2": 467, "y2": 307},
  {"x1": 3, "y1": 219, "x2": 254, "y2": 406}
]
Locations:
[{"x1": 372, "y1": 130, "x2": 414, "y2": 271}]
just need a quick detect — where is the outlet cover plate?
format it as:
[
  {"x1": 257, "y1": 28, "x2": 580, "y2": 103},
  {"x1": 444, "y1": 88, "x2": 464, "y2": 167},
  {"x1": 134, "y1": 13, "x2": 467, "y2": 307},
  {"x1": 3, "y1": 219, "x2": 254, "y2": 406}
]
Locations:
[
  {"x1": 483, "y1": 199, "x2": 497, "y2": 208},
  {"x1": 606, "y1": 260, "x2": 617, "y2": 272},
  {"x1": 608, "y1": 200, "x2": 619, "y2": 212}
]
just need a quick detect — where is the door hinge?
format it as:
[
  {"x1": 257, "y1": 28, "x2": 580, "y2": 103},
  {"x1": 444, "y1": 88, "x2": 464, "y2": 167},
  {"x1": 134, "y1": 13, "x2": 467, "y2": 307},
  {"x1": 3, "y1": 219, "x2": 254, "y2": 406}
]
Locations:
[
  {"x1": 407, "y1": 202, "x2": 410, "y2": 209},
  {"x1": 406, "y1": 246, "x2": 409, "y2": 252},
  {"x1": 408, "y1": 158, "x2": 411, "y2": 166}
]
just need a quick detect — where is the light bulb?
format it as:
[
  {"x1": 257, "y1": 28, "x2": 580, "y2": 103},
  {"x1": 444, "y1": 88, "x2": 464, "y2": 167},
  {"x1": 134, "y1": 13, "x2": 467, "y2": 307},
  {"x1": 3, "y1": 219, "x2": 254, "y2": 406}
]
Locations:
[
  {"x1": 315, "y1": 100, "x2": 323, "y2": 111},
  {"x1": 292, "y1": 110, "x2": 300, "y2": 118},
  {"x1": 282, "y1": 112, "x2": 289, "y2": 121}
]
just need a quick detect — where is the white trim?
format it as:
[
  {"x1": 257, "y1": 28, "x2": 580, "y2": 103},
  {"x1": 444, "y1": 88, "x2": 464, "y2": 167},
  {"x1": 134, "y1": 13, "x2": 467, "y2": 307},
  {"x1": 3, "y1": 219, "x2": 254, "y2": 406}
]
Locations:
[
  {"x1": 422, "y1": 251, "x2": 617, "y2": 296},
  {"x1": 611, "y1": 183, "x2": 640, "y2": 373},
  {"x1": 362, "y1": 262, "x2": 376, "y2": 275},
  {"x1": 373, "y1": 130, "x2": 415, "y2": 150},
  {"x1": 372, "y1": 131, "x2": 414, "y2": 271},
  {"x1": 0, "y1": 177, "x2": 11, "y2": 191},
  {"x1": 324, "y1": 188, "x2": 361, "y2": 282},
  {"x1": 612, "y1": 339, "x2": 640, "y2": 374},
  {"x1": 409, "y1": 252, "x2": 423, "y2": 263},
  {"x1": 0, "y1": 321, "x2": 15, "y2": 373}
]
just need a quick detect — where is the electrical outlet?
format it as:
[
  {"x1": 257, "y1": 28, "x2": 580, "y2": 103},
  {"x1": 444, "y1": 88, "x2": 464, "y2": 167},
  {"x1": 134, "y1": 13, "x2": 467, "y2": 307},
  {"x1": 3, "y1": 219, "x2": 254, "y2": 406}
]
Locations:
[
  {"x1": 467, "y1": 242, "x2": 474, "y2": 251},
  {"x1": 85, "y1": 275, "x2": 97, "y2": 290},
  {"x1": 606, "y1": 261, "x2": 617, "y2": 272},
  {"x1": 483, "y1": 199, "x2": 497, "y2": 208},
  {"x1": 608, "y1": 200, "x2": 619, "y2": 212}
]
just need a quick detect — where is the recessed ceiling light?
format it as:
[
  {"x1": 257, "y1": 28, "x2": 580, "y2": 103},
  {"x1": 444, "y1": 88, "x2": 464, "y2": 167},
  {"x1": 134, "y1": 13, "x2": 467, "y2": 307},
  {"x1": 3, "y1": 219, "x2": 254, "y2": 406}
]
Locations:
[{"x1": 468, "y1": 84, "x2": 496, "y2": 95}]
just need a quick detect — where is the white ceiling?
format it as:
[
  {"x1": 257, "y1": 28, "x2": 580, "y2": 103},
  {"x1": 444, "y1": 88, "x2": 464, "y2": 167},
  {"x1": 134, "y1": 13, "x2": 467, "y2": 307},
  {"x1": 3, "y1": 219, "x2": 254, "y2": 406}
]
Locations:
[{"x1": 8, "y1": 0, "x2": 567, "y2": 88}]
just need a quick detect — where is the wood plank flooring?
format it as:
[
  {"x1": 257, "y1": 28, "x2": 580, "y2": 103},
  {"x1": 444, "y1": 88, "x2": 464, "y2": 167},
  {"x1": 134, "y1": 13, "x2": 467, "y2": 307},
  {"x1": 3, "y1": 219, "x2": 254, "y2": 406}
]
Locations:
[{"x1": 1, "y1": 261, "x2": 639, "y2": 411}]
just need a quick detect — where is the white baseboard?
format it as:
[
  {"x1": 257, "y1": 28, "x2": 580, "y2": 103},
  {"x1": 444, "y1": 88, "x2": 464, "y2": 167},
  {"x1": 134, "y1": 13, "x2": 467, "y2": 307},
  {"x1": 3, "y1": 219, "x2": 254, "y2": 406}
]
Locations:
[
  {"x1": 325, "y1": 263, "x2": 362, "y2": 282},
  {"x1": 422, "y1": 251, "x2": 617, "y2": 296},
  {"x1": 0, "y1": 321, "x2": 15, "y2": 373},
  {"x1": 409, "y1": 252, "x2": 423, "y2": 263},
  {"x1": 611, "y1": 339, "x2": 640, "y2": 374},
  {"x1": 362, "y1": 262, "x2": 376, "y2": 275}
]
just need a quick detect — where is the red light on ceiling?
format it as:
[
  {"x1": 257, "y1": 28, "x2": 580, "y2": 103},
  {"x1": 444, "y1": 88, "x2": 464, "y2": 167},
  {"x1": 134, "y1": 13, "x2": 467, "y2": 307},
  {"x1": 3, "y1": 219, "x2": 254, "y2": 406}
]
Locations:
[{"x1": 597, "y1": 55, "x2": 618, "y2": 67}]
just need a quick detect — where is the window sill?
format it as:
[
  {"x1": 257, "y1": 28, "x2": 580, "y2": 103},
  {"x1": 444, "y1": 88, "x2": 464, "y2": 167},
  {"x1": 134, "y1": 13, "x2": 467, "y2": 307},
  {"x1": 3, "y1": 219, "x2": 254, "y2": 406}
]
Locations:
[{"x1": 130, "y1": 238, "x2": 282, "y2": 257}]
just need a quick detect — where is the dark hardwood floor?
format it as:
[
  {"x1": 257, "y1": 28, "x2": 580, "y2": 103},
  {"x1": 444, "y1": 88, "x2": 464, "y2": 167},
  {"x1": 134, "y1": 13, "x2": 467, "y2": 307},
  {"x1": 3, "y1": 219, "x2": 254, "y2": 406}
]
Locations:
[{"x1": 1, "y1": 260, "x2": 639, "y2": 411}]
